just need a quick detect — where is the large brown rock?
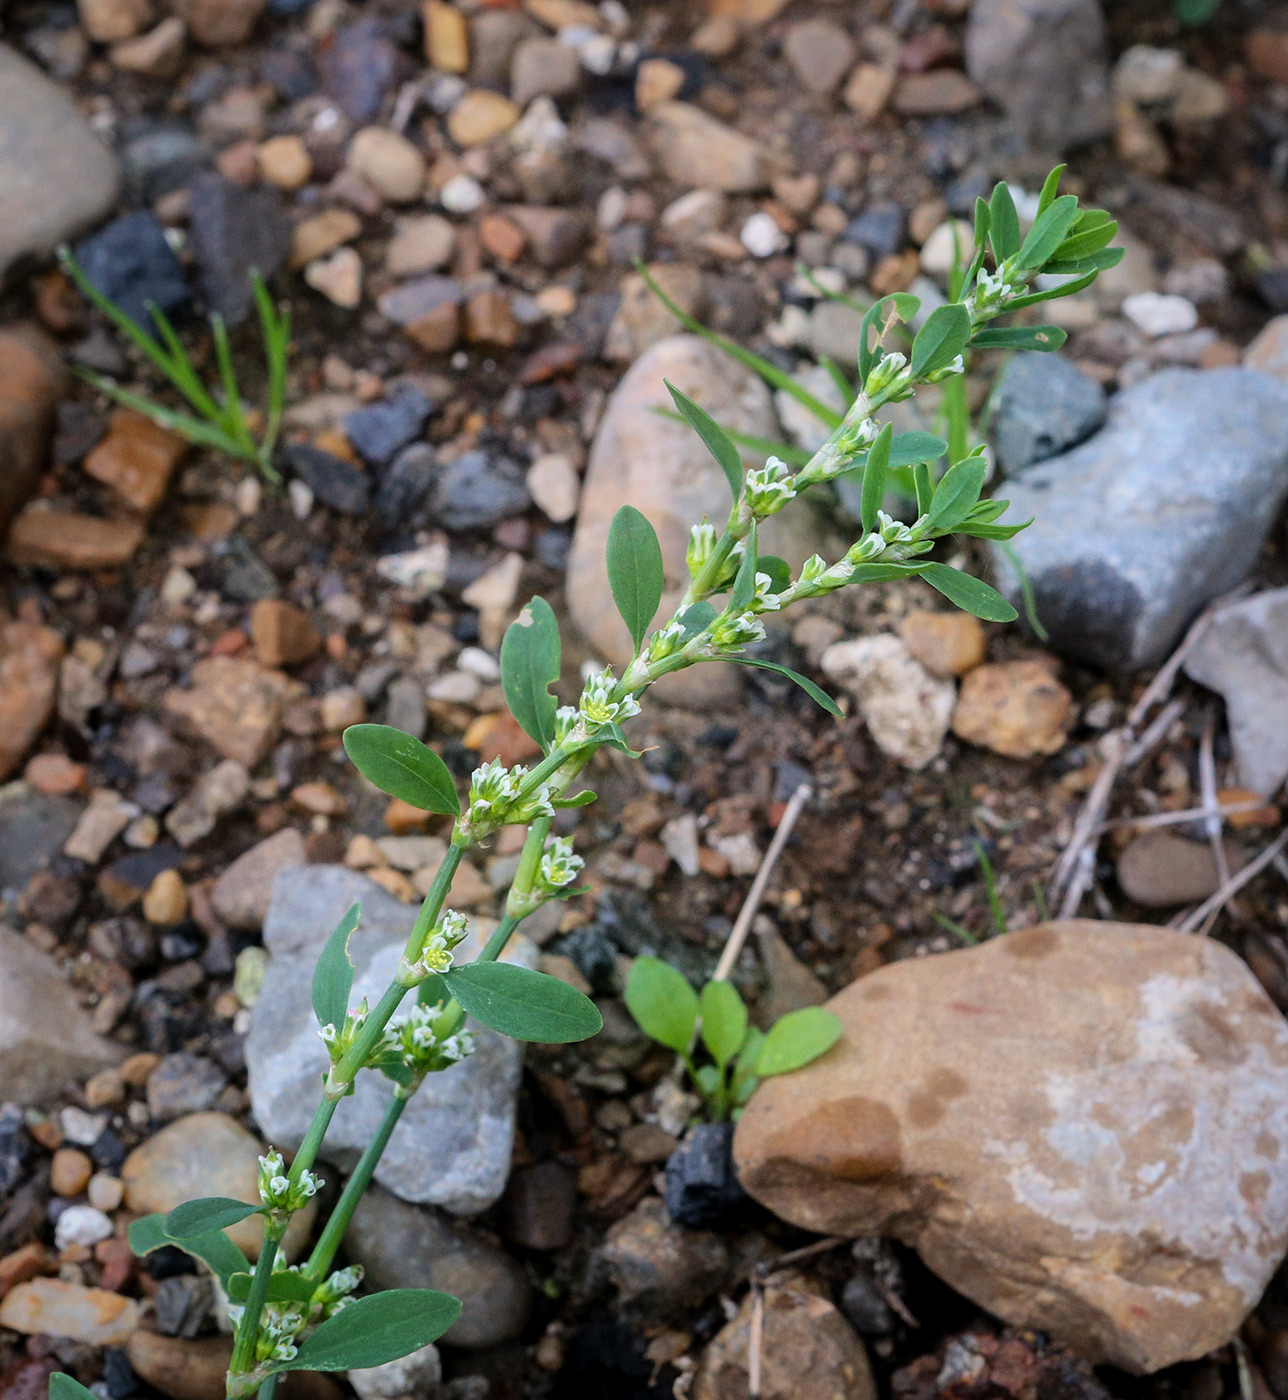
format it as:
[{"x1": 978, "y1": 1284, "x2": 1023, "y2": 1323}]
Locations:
[
  {"x1": 0, "y1": 621, "x2": 64, "y2": 781},
  {"x1": 734, "y1": 921, "x2": 1288, "y2": 1373},
  {"x1": 0, "y1": 328, "x2": 64, "y2": 538},
  {"x1": 567, "y1": 335, "x2": 833, "y2": 704}
]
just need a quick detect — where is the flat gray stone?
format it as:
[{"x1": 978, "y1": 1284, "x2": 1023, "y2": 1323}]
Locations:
[
  {"x1": 991, "y1": 352, "x2": 1106, "y2": 476},
  {"x1": 246, "y1": 866, "x2": 535, "y2": 1216},
  {"x1": 993, "y1": 369, "x2": 1288, "y2": 671},
  {"x1": 1184, "y1": 587, "x2": 1288, "y2": 797},
  {"x1": 0, "y1": 46, "x2": 120, "y2": 282}
]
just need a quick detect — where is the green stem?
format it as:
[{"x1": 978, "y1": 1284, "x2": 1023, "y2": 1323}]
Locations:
[
  {"x1": 332, "y1": 980, "x2": 408, "y2": 1086},
  {"x1": 229, "y1": 1219, "x2": 286, "y2": 1376},
  {"x1": 478, "y1": 913, "x2": 519, "y2": 966},
  {"x1": 304, "y1": 1092, "x2": 408, "y2": 1283},
  {"x1": 288, "y1": 1098, "x2": 338, "y2": 1187},
  {"x1": 402, "y1": 841, "x2": 465, "y2": 963}
]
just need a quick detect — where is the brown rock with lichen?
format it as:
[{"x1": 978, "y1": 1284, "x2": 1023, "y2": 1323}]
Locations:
[
  {"x1": 164, "y1": 656, "x2": 294, "y2": 767},
  {"x1": 951, "y1": 658, "x2": 1072, "y2": 757},
  {"x1": 0, "y1": 621, "x2": 64, "y2": 781},
  {"x1": 734, "y1": 922, "x2": 1288, "y2": 1373}
]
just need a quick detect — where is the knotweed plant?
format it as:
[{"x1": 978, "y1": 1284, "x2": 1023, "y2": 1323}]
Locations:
[{"x1": 48, "y1": 171, "x2": 1117, "y2": 1400}]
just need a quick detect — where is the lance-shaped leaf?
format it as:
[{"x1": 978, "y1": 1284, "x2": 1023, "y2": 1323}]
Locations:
[
  {"x1": 444, "y1": 962, "x2": 603, "y2": 1042},
  {"x1": 665, "y1": 381, "x2": 744, "y2": 500},
  {"x1": 313, "y1": 902, "x2": 360, "y2": 1031},
  {"x1": 921, "y1": 562, "x2": 1017, "y2": 622},
  {"x1": 51, "y1": 1377, "x2": 98, "y2": 1400},
  {"x1": 909, "y1": 304, "x2": 970, "y2": 381},
  {"x1": 273, "y1": 1290, "x2": 464, "y2": 1373},
  {"x1": 860, "y1": 422, "x2": 893, "y2": 533},
  {"x1": 700, "y1": 981, "x2": 749, "y2": 1069},
  {"x1": 730, "y1": 520, "x2": 758, "y2": 611},
  {"x1": 1016, "y1": 194, "x2": 1079, "y2": 271},
  {"x1": 606, "y1": 505, "x2": 665, "y2": 652},
  {"x1": 728, "y1": 658, "x2": 841, "y2": 717},
  {"x1": 857, "y1": 292, "x2": 920, "y2": 383},
  {"x1": 926, "y1": 453, "x2": 988, "y2": 534},
  {"x1": 756, "y1": 1006, "x2": 842, "y2": 1077},
  {"x1": 500, "y1": 595, "x2": 561, "y2": 750},
  {"x1": 1035, "y1": 165, "x2": 1066, "y2": 217},
  {"x1": 164, "y1": 1198, "x2": 262, "y2": 1240},
  {"x1": 958, "y1": 517, "x2": 1033, "y2": 540},
  {"x1": 988, "y1": 182, "x2": 1021, "y2": 262},
  {"x1": 343, "y1": 725, "x2": 459, "y2": 815},
  {"x1": 970, "y1": 325, "x2": 1066, "y2": 351},
  {"x1": 127, "y1": 1213, "x2": 250, "y2": 1287},
  {"x1": 625, "y1": 955, "x2": 698, "y2": 1053},
  {"x1": 226, "y1": 1270, "x2": 320, "y2": 1303}
]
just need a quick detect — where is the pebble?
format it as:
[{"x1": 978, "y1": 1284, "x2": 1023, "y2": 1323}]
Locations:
[
  {"x1": 51, "y1": 1148, "x2": 94, "y2": 1198},
  {"x1": 740, "y1": 211, "x2": 788, "y2": 258},
  {"x1": 664, "y1": 1122, "x2": 750, "y2": 1228},
  {"x1": 1114, "y1": 44, "x2": 1184, "y2": 105},
  {"x1": 995, "y1": 369, "x2": 1288, "y2": 670},
  {"x1": 1116, "y1": 831, "x2": 1243, "y2": 907},
  {"x1": 694, "y1": 1279, "x2": 876, "y2": 1400},
  {"x1": 164, "y1": 758, "x2": 251, "y2": 846},
  {"x1": 250, "y1": 599, "x2": 321, "y2": 668},
  {"x1": 951, "y1": 659, "x2": 1072, "y2": 758},
  {"x1": 347, "y1": 1185, "x2": 531, "y2": 1347},
  {"x1": 386, "y1": 214, "x2": 456, "y2": 277},
  {"x1": 65, "y1": 790, "x2": 137, "y2": 864},
  {"x1": 0, "y1": 1279, "x2": 141, "y2": 1345},
  {"x1": 990, "y1": 352, "x2": 1107, "y2": 476},
  {"x1": 55, "y1": 1205, "x2": 114, "y2": 1251},
  {"x1": 918, "y1": 218, "x2": 974, "y2": 279},
  {"x1": 166, "y1": 658, "x2": 292, "y2": 768},
  {"x1": 212, "y1": 828, "x2": 308, "y2": 930},
  {"x1": 843, "y1": 62, "x2": 896, "y2": 122},
  {"x1": 0, "y1": 621, "x2": 64, "y2": 782},
  {"x1": 1247, "y1": 28, "x2": 1288, "y2": 85},
  {"x1": 74, "y1": 210, "x2": 188, "y2": 328},
  {"x1": 188, "y1": 175, "x2": 291, "y2": 325},
  {"x1": 735, "y1": 921, "x2": 1288, "y2": 1372},
  {"x1": 525, "y1": 453, "x2": 580, "y2": 522},
  {"x1": 821, "y1": 635, "x2": 956, "y2": 770},
  {"x1": 284, "y1": 443, "x2": 371, "y2": 514},
  {"x1": 604, "y1": 262, "x2": 702, "y2": 363},
  {"x1": 126, "y1": 1332, "x2": 231, "y2": 1400},
  {"x1": 448, "y1": 89, "x2": 521, "y2": 146},
  {"x1": 0, "y1": 329, "x2": 63, "y2": 539},
  {"x1": 512, "y1": 36, "x2": 581, "y2": 106},
  {"x1": 122, "y1": 1111, "x2": 313, "y2": 1257},
  {"x1": 500, "y1": 1160, "x2": 576, "y2": 1250},
  {"x1": 80, "y1": 0, "x2": 152, "y2": 41},
  {"x1": 1184, "y1": 586, "x2": 1288, "y2": 795},
  {"x1": 84, "y1": 409, "x2": 186, "y2": 517},
  {"x1": 1123, "y1": 291, "x2": 1199, "y2": 338},
  {"x1": 645, "y1": 101, "x2": 773, "y2": 193},
  {"x1": 349, "y1": 1344, "x2": 442, "y2": 1400},
  {"x1": 257, "y1": 134, "x2": 311, "y2": 190},
  {"x1": 601, "y1": 1197, "x2": 729, "y2": 1327},
  {"x1": 142, "y1": 868, "x2": 187, "y2": 925},
  {"x1": 635, "y1": 57, "x2": 686, "y2": 111},
  {"x1": 439, "y1": 173, "x2": 485, "y2": 214},
  {"x1": 346, "y1": 127, "x2": 426, "y2": 203},
  {"x1": 782, "y1": 17, "x2": 856, "y2": 95},
  {"x1": 9, "y1": 507, "x2": 145, "y2": 570},
  {"x1": 0, "y1": 48, "x2": 121, "y2": 283},
  {"x1": 88, "y1": 1173, "x2": 124, "y2": 1212},
  {"x1": 433, "y1": 448, "x2": 529, "y2": 530},
  {"x1": 174, "y1": 0, "x2": 264, "y2": 45},
  {"x1": 898, "y1": 611, "x2": 986, "y2": 678},
  {"x1": 290, "y1": 209, "x2": 362, "y2": 269},
  {"x1": 305, "y1": 248, "x2": 363, "y2": 309},
  {"x1": 893, "y1": 71, "x2": 980, "y2": 115},
  {"x1": 424, "y1": 0, "x2": 468, "y2": 72},
  {"x1": 247, "y1": 867, "x2": 536, "y2": 1214}
]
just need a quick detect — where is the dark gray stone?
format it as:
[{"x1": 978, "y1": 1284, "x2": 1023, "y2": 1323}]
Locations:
[
  {"x1": 432, "y1": 449, "x2": 530, "y2": 531},
  {"x1": 663, "y1": 1122, "x2": 751, "y2": 1229},
  {"x1": 75, "y1": 212, "x2": 190, "y2": 329},
  {"x1": 317, "y1": 18, "x2": 402, "y2": 123},
  {"x1": 377, "y1": 444, "x2": 435, "y2": 528},
  {"x1": 994, "y1": 369, "x2": 1288, "y2": 671},
  {"x1": 0, "y1": 788, "x2": 79, "y2": 893},
  {"x1": 991, "y1": 352, "x2": 1106, "y2": 476},
  {"x1": 246, "y1": 867, "x2": 536, "y2": 1214},
  {"x1": 840, "y1": 1273, "x2": 894, "y2": 1335},
  {"x1": 343, "y1": 385, "x2": 433, "y2": 468},
  {"x1": 119, "y1": 122, "x2": 212, "y2": 206},
  {"x1": 346, "y1": 1185, "x2": 531, "y2": 1348},
  {"x1": 146, "y1": 1053, "x2": 228, "y2": 1122},
  {"x1": 188, "y1": 175, "x2": 291, "y2": 325},
  {"x1": 844, "y1": 201, "x2": 906, "y2": 260},
  {"x1": 213, "y1": 536, "x2": 279, "y2": 602},
  {"x1": 285, "y1": 444, "x2": 372, "y2": 515}
]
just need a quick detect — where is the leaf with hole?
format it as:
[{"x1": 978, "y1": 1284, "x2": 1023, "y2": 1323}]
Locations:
[
  {"x1": 343, "y1": 725, "x2": 459, "y2": 815},
  {"x1": 272, "y1": 1290, "x2": 463, "y2": 1374},
  {"x1": 756, "y1": 1007, "x2": 842, "y2": 1077},
  {"x1": 163, "y1": 1198, "x2": 262, "y2": 1240},
  {"x1": 313, "y1": 902, "x2": 360, "y2": 1032},
  {"x1": 500, "y1": 595, "x2": 561, "y2": 750},
  {"x1": 606, "y1": 506, "x2": 665, "y2": 652},
  {"x1": 728, "y1": 658, "x2": 841, "y2": 717},
  {"x1": 624, "y1": 955, "x2": 698, "y2": 1053},
  {"x1": 921, "y1": 562, "x2": 1017, "y2": 622},
  {"x1": 444, "y1": 962, "x2": 603, "y2": 1043},
  {"x1": 700, "y1": 980, "x2": 749, "y2": 1070},
  {"x1": 665, "y1": 381, "x2": 744, "y2": 501}
]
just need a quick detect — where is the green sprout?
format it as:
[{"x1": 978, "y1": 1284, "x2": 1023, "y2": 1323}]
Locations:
[{"x1": 58, "y1": 247, "x2": 291, "y2": 484}]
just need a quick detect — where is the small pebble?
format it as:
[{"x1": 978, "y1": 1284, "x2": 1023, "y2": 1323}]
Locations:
[
  {"x1": 51, "y1": 1148, "x2": 94, "y2": 1198},
  {"x1": 740, "y1": 211, "x2": 788, "y2": 258},
  {"x1": 55, "y1": 1205, "x2": 114, "y2": 1251},
  {"x1": 1123, "y1": 291, "x2": 1199, "y2": 338}
]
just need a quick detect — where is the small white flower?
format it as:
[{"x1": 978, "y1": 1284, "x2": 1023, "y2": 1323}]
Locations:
[
  {"x1": 579, "y1": 667, "x2": 641, "y2": 727},
  {"x1": 744, "y1": 456, "x2": 797, "y2": 516}
]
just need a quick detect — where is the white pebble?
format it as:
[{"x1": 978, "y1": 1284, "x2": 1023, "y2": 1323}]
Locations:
[
  {"x1": 160, "y1": 566, "x2": 196, "y2": 606},
  {"x1": 376, "y1": 542, "x2": 449, "y2": 597},
  {"x1": 235, "y1": 476, "x2": 262, "y2": 516},
  {"x1": 88, "y1": 1173, "x2": 125, "y2": 1212},
  {"x1": 439, "y1": 173, "x2": 484, "y2": 214},
  {"x1": 289, "y1": 479, "x2": 314, "y2": 519},
  {"x1": 740, "y1": 211, "x2": 788, "y2": 258},
  {"x1": 575, "y1": 32, "x2": 615, "y2": 74},
  {"x1": 55, "y1": 1205, "x2": 114, "y2": 1250},
  {"x1": 1123, "y1": 290, "x2": 1199, "y2": 338},
  {"x1": 457, "y1": 646, "x2": 501, "y2": 681},
  {"x1": 60, "y1": 1107, "x2": 107, "y2": 1146},
  {"x1": 918, "y1": 219, "x2": 975, "y2": 280},
  {"x1": 427, "y1": 670, "x2": 481, "y2": 703}
]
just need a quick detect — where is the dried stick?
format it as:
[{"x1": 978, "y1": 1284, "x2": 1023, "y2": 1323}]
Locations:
[
  {"x1": 1098, "y1": 799, "x2": 1270, "y2": 834},
  {"x1": 1177, "y1": 827, "x2": 1288, "y2": 934}
]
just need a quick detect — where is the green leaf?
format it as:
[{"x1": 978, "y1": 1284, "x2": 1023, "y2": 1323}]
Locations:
[
  {"x1": 730, "y1": 519, "x2": 758, "y2": 611},
  {"x1": 694, "y1": 1063, "x2": 721, "y2": 1103},
  {"x1": 860, "y1": 422, "x2": 892, "y2": 534},
  {"x1": 624, "y1": 955, "x2": 698, "y2": 1053},
  {"x1": 921, "y1": 562, "x2": 1017, "y2": 622},
  {"x1": 970, "y1": 325, "x2": 1066, "y2": 351},
  {"x1": 972, "y1": 196, "x2": 991, "y2": 251},
  {"x1": 127, "y1": 1213, "x2": 250, "y2": 1286},
  {"x1": 226, "y1": 1270, "x2": 320, "y2": 1304},
  {"x1": 443, "y1": 962, "x2": 603, "y2": 1042},
  {"x1": 1042, "y1": 247, "x2": 1125, "y2": 276},
  {"x1": 164, "y1": 1198, "x2": 262, "y2": 1240},
  {"x1": 677, "y1": 600, "x2": 717, "y2": 643},
  {"x1": 343, "y1": 725, "x2": 460, "y2": 815},
  {"x1": 500, "y1": 595, "x2": 561, "y2": 750},
  {"x1": 699, "y1": 981, "x2": 749, "y2": 1069},
  {"x1": 417, "y1": 971, "x2": 451, "y2": 1007},
  {"x1": 756, "y1": 1007, "x2": 842, "y2": 1077},
  {"x1": 988, "y1": 183, "x2": 1021, "y2": 262},
  {"x1": 552, "y1": 789, "x2": 597, "y2": 808},
  {"x1": 913, "y1": 462, "x2": 933, "y2": 517},
  {"x1": 848, "y1": 561, "x2": 929, "y2": 583},
  {"x1": 1001, "y1": 269, "x2": 1102, "y2": 311},
  {"x1": 313, "y1": 903, "x2": 360, "y2": 1031},
  {"x1": 728, "y1": 658, "x2": 841, "y2": 717},
  {"x1": 858, "y1": 293, "x2": 920, "y2": 383},
  {"x1": 275, "y1": 1290, "x2": 463, "y2": 1374},
  {"x1": 665, "y1": 381, "x2": 744, "y2": 501},
  {"x1": 1051, "y1": 215, "x2": 1118, "y2": 263},
  {"x1": 957, "y1": 518, "x2": 1032, "y2": 541},
  {"x1": 757, "y1": 555, "x2": 792, "y2": 594},
  {"x1": 1175, "y1": 0, "x2": 1218, "y2": 24},
  {"x1": 595, "y1": 721, "x2": 643, "y2": 758},
  {"x1": 606, "y1": 505, "x2": 666, "y2": 652},
  {"x1": 889, "y1": 431, "x2": 949, "y2": 468},
  {"x1": 926, "y1": 453, "x2": 988, "y2": 533},
  {"x1": 909, "y1": 304, "x2": 971, "y2": 381},
  {"x1": 1016, "y1": 195, "x2": 1079, "y2": 271},
  {"x1": 1036, "y1": 166, "x2": 1066, "y2": 217},
  {"x1": 730, "y1": 1026, "x2": 765, "y2": 1105},
  {"x1": 50, "y1": 1376, "x2": 98, "y2": 1400}
]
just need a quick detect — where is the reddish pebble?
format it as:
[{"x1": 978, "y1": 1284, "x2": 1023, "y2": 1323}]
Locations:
[
  {"x1": 24, "y1": 753, "x2": 87, "y2": 795},
  {"x1": 210, "y1": 630, "x2": 248, "y2": 657}
]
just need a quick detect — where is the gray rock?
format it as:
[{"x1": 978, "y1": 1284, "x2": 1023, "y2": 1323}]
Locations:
[
  {"x1": 964, "y1": 0, "x2": 1113, "y2": 153},
  {"x1": 993, "y1": 369, "x2": 1288, "y2": 671},
  {"x1": 146, "y1": 1053, "x2": 228, "y2": 1122},
  {"x1": 246, "y1": 867, "x2": 536, "y2": 1215},
  {"x1": 601, "y1": 1196, "x2": 729, "y2": 1327},
  {"x1": 991, "y1": 352, "x2": 1107, "y2": 476},
  {"x1": 211, "y1": 828, "x2": 307, "y2": 931},
  {"x1": 349, "y1": 1342, "x2": 441, "y2": 1399},
  {"x1": 346, "y1": 1185, "x2": 531, "y2": 1348},
  {"x1": 432, "y1": 448, "x2": 530, "y2": 531},
  {"x1": 0, "y1": 787, "x2": 79, "y2": 893},
  {"x1": 0, "y1": 46, "x2": 120, "y2": 283},
  {"x1": 188, "y1": 174, "x2": 291, "y2": 325},
  {"x1": 0, "y1": 926, "x2": 123, "y2": 1103},
  {"x1": 1184, "y1": 587, "x2": 1288, "y2": 796}
]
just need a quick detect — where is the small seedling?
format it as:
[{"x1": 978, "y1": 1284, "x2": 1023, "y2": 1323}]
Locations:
[
  {"x1": 59, "y1": 248, "x2": 291, "y2": 483},
  {"x1": 625, "y1": 957, "x2": 842, "y2": 1120}
]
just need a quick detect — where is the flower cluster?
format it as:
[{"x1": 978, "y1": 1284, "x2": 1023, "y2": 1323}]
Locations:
[
  {"x1": 537, "y1": 835, "x2": 583, "y2": 895},
  {"x1": 863, "y1": 350, "x2": 910, "y2": 400},
  {"x1": 578, "y1": 667, "x2": 641, "y2": 727},
  {"x1": 257, "y1": 1151, "x2": 322, "y2": 1213},
  {"x1": 686, "y1": 524, "x2": 742, "y2": 589},
  {"x1": 313, "y1": 1265, "x2": 363, "y2": 1309},
  {"x1": 398, "y1": 910, "x2": 469, "y2": 984},
  {"x1": 645, "y1": 618, "x2": 688, "y2": 664},
  {"x1": 463, "y1": 758, "x2": 555, "y2": 837},
  {"x1": 318, "y1": 999, "x2": 374, "y2": 1067},
  {"x1": 703, "y1": 609, "x2": 765, "y2": 654},
  {"x1": 386, "y1": 1000, "x2": 476, "y2": 1077},
  {"x1": 231, "y1": 1264, "x2": 362, "y2": 1367},
  {"x1": 968, "y1": 263, "x2": 1023, "y2": 318},
  {"x1": 743, "y1": 456, "x2": 797, "y2": 517}
]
